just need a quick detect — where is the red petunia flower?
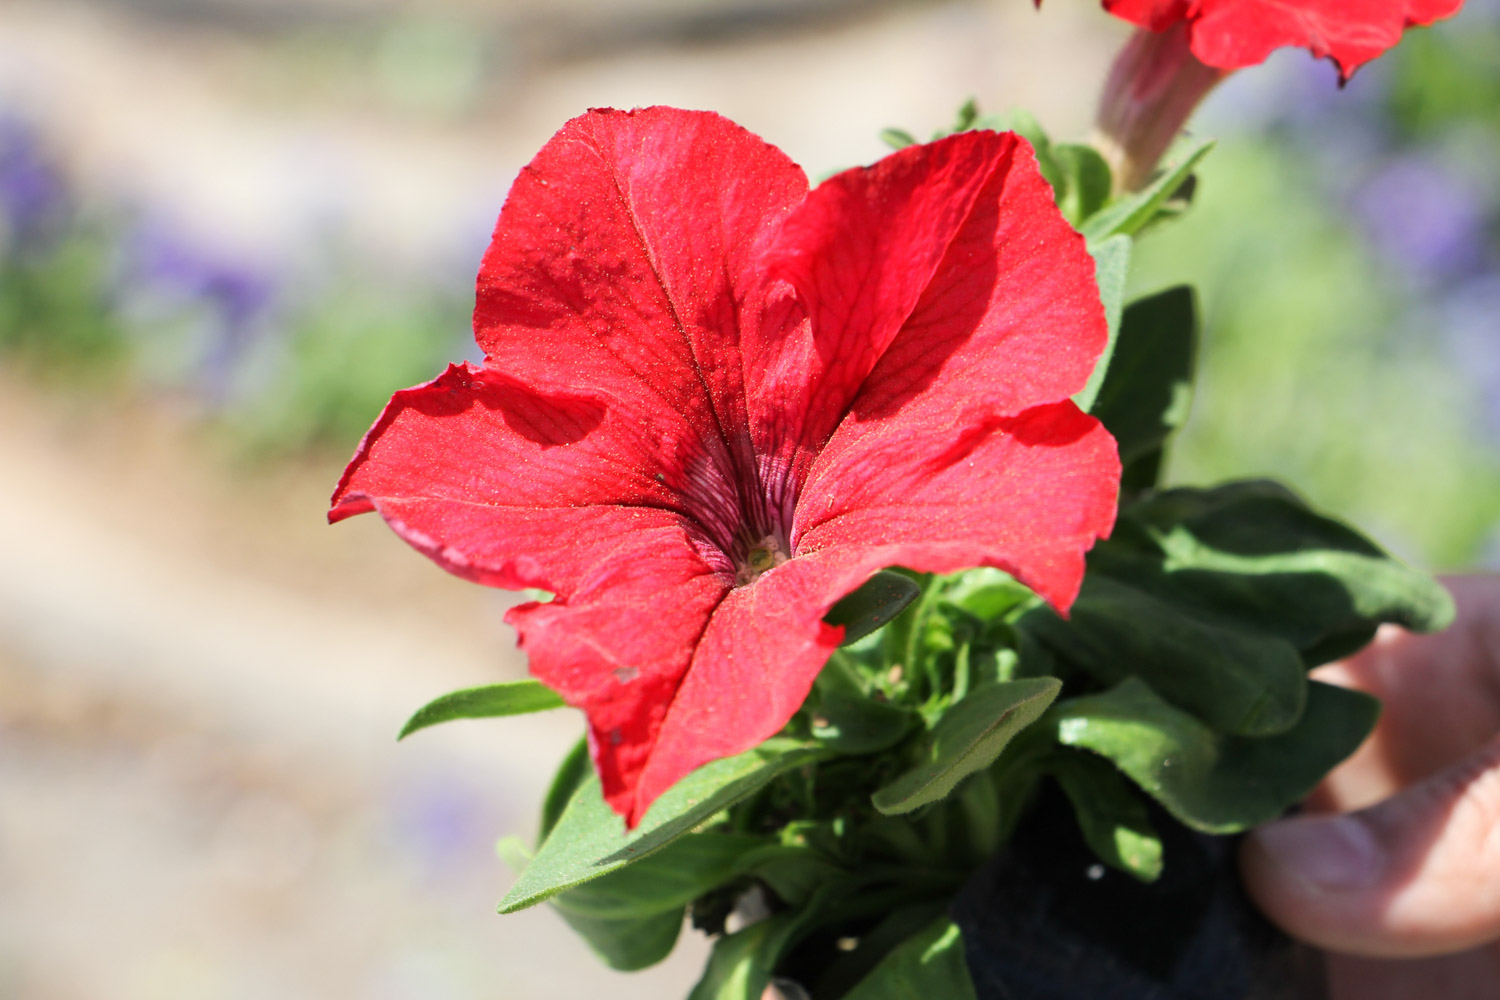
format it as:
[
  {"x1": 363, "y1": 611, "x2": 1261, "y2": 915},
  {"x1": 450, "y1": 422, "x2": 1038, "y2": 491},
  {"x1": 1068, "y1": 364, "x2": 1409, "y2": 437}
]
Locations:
[
  {"x1": 330, "y1": 108, "x2": 1119, "y2": 826},
  {"x1": 1103, "y1": 0, "x2": 1464, "y2": 81}
]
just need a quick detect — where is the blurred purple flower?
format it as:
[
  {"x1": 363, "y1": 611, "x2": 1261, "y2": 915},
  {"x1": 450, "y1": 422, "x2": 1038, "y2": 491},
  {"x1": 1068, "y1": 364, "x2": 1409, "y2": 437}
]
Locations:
[
  {"x1": 1439, "y1": 276, "x2": 1500, "y2": 436},
  {"x1": 389, "y1": 776, "x2": 492, "y2": 875},
  {"x1": 0, "y1": 114, "x2": 67, "y2": 247},
  {"x1": 123, "y1": 218, "x2": 278, "y2": 400},
  {"x1": 1353, "y1": 155, "x2": 1490, "y2": 282}
]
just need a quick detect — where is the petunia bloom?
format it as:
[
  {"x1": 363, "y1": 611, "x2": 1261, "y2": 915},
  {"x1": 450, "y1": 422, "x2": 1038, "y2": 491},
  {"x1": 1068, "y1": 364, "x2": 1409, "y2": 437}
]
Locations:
[
  {"x1": 330, "y1": 108, "x2": 1119, "y2": 826},
  {"x1": 1088, "y1": 0, "x2": 1464, "y2": 190},
  {"x1": 1103, "y1": 0, "x2": 1464, "y2": 80}
]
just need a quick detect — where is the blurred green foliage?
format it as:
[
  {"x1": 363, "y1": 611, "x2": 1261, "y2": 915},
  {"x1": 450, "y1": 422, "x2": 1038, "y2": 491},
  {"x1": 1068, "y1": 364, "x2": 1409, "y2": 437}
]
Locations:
[{"x1": 1129, "y1": 139, "x2": 1500, "y2": 567}]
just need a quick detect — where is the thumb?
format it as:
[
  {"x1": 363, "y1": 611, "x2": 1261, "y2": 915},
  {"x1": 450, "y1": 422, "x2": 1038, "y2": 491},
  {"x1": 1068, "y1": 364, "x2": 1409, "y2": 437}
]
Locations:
[{"x1": 1240, "y1": 736, "x2": 1500, "y2": 959}]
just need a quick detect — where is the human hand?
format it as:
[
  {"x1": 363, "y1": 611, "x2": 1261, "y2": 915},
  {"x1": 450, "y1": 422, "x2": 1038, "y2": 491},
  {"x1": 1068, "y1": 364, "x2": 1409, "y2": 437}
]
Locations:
[{"x1": 1240, "y1": 575, "x2": 1500, "y2": 998}]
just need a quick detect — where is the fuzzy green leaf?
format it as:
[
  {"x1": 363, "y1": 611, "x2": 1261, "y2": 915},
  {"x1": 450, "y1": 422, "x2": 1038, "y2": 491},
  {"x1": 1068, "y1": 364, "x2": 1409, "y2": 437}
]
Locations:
[
  {"x1": 688, "y1": 909, "x2": 814, "y2": 1000},
  {"x1": 557, "y1": 908, "x2": 683, "y2": 972},
  {"x1": 500, "y1": 738, "x2": 827, "y2": 912},
  {"x1": 1072, "y1": 235, "x2": 1133, "y2": 413},
  {"x1": 1022, "y1": 574, "x2": 1308, "y2": 736},
  {"x1": 397, "y1": 679, "x2": 567, "y2": 739},
  {"x1": 1081, "y1": 137, "x2": 1214, "y2": 243},
  {"x1": 825, "y1": 571, "x2": 923, "y2": 646},
  {"x1": 1100, "y1": 482, "x2": 1457, "y2": 663},
  {"x1": 1053, "y1": 143, "x2": 1114, "y2": 226},
  {"x1": 842, "y1": 917, "x2": 978, "y2": 1000},
  {"x1": 1091, "y1": 285, "x2": 1199, "y2": 466},
  {"x1": 1054, "y1": 678, "x2": 1380, "y2": 833},
  {"x1": 872, "y1": 678, "x2": 1060, "y2": 814},
  {"x1": 1048, "y1": 750, "x2": 1163, "y2": 882},
  {"x1": 550, "y1": 832, "x2": 764, "y2": 971}
]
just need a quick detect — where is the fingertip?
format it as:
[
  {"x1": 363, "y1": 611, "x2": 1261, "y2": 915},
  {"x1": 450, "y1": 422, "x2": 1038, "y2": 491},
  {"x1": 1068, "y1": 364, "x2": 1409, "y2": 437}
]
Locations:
[{"x1": 1243, "y1": 738, "x2": 1500, "y2": 959}]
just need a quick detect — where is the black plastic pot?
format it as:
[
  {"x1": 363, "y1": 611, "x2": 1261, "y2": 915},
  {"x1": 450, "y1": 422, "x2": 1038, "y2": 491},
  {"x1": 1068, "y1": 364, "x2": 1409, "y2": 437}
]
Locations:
[{"x1": 952, "y1": 787, "x2": 1327, "y2": 1000}]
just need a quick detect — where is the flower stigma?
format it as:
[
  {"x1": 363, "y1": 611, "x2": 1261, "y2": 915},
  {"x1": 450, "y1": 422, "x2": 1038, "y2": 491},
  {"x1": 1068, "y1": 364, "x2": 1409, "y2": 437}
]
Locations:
[{"x1": 735, "y1": 533, "x2": 790, "y2": 587}]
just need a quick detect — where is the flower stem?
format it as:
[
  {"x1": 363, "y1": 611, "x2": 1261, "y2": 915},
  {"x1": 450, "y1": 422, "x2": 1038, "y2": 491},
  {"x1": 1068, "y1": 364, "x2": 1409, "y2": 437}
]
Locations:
[{"x1": 1094, "y1": 24, "x2": 1228, "y2": 193}]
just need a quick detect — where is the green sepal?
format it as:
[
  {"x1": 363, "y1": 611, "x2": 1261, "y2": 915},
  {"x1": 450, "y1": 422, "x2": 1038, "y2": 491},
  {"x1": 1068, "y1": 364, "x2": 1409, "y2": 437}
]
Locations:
[
  {"x1": 1081, "y1": 137, "x2": 1215, "y2": 244},
  {"x1": 549, "y1": 831, "x2": 765, "y2": 971},
  {"x1": 500, "y1": 738, "x2": 827, "y2": 912},
  {"x1": 1047, "y1": 750, "x2": 1163, "y2": 882},
  {"x1": 825, "y1": 571, "x2": 923, "y2": 647},
  {"x1": 1052, "y1": 143, "x2": 1113, "y2": 227},
  {"x1": 872, "y1": 677, "x2": 1061, "y2": 814},
  {"x1": 1102, "y1": 481, "x2": 1457, "y2": 662},
  {"x1": 1054, "y1": 677, "x2": 1380, "y2": 833},
  {"x1": 1072, "y1": 234, "x2": 1133, "y2": 413},
  {"x1": 1090, "y1": 285, "x2": 1199, "y2": 467},
  {"x1": 841, "y1": 917, "x2": 978, "y2": 1000},
  {"x1": 397, "y1": 679, "x2": 567, "y2": 739},
  {"x1": 1021, "y1": 574, "x2": 1308, "y2": 736}
]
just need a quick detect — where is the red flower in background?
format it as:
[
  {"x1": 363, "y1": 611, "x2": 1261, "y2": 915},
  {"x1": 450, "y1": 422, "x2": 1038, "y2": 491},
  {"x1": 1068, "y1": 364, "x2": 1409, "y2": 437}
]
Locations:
[
  {"x1": 1104, "y1": 0, "x2": 1464, "y2": 80},
  {"x1": 330, "y1": 108, "x2": 1119, "y2": 826}
]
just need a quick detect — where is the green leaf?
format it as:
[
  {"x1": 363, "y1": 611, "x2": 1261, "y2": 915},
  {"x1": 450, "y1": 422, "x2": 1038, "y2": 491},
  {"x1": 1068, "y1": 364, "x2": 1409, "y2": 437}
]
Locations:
[
  {"x1": 825, "y1": 571, "x2": 923, "y2": 646},
  {"x1": 397, "y1": 679, "x2": 566, "y2": 739},
  {"x1": 539, "y1": 737, "x2": 590, "y2": 842},
  {"x1": 1072, "y1": 234, "x2": 1133, "y2": 413},
  {"x1": 1022, "y1": 574, "x2": 1307, "y2": 736},
  {"x1": 1081, "y1": 136, "x2": 1214, "y2": 243},
  {"x1": 841, "y1": 917, "x2": 978, "y2": 1000},
  {"x1": 688, "y1": 910, "x2": 814, "y2": 1000},
  {"x1": 557, "y1": 908, "x2": 683, "y2": 972},
  {"x1": 872, "y1": 677, "x2": 1061, "y2": 814},
  {"x1": 939, "y1": 568, "x2": 1037, "y2": 621},
  {"x1": 1054, "y1": 677, "x2": 1380, "y2": 833},
  {"x1": 1100, "y1": 482, "x2": 1457, "y2": 663},
  {"x1": 948, "y1": 97, "x2": 980, "y2": 135},
  {"x1": 880, "y1": 127, "x2": 917, "y2": 150},
  {"x1": 551, "y1": 832, "x2": 765, "y2": 920},
  {"x1": 810, "y1": 903, "x2": 949, "y2": 999},
  {"x1": 500, "y1": 738, "x2": 827, "y2": 912},
  {"x1": 987, "y1": 108, "x2": 1063, "y2": 195},
  {"x1": 808, "y1": 649, "x2": 918, "y2": 754},
  {"x1": 1090, "y1": 285, "x2": 1199, "y2": 466},
  {"x1": 1052, "y1": 143, "x2": 1113, "y2": 227},
  {"x1": 733, "y1": 844, "x2": 844, "y2": 907},
  {"x1": 811, "y1": 688, "x2": 918, "y2": 755},
  {"x1": 550, "y1": 831, "x2": 765, "y2": 971},
  {"x1": 1048, "y1": 750, "x2": 1163, "y2": 882}
]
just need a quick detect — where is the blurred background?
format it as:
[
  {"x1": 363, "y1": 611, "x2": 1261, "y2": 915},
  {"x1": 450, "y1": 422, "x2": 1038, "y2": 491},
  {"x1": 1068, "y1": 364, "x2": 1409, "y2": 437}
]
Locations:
[{"x1": 1, "y1": 0, "x2": 1495, "y2": 997}]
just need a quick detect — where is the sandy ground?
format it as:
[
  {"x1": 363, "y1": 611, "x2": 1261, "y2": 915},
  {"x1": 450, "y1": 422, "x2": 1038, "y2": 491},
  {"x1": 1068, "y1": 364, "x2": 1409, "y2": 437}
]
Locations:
[
  {"x1": 0, "y1": 1, "x2": 1117, "y2": 997},
  {"x1": 0, "y1": 377, "x2": 717, "y2": 1000}
]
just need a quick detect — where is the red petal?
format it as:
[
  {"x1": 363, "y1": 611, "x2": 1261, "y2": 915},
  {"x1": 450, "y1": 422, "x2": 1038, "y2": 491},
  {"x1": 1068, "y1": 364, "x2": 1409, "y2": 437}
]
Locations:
[
  {"x1": 746, "y1": 130, "x2": 1022, "y2": 513},
  {"x1": 788, "y1": 133, "x2": 1115, "y2": 610},
  {"x1": 506, "y1": 527, "x2": 730, "y2": 822},
  {"x1": 1105, "y1": 0, "x2": 1464, "y2": 77},
  {"x1": 796, "y1": 402, "x2": 1121, "y2": 612},
  {"x1": 843, "y1": 133, "x2": 1105, "y2": 430},
  {"x1": 329, "y1": 364, "x2": 712, "y2": 577},
  {"x1": 474, "y1": 107, "x2": 808, "y2": 535},
  {"x1": 631, "y1": 547, "x2": 877, "y2": 823}
]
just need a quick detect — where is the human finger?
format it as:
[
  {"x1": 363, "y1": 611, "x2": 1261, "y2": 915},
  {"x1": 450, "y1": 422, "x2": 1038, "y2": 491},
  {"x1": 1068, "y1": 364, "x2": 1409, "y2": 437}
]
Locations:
[{"x1": 1241, "y1": 735, "x2": 1500, "y2": 958}]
